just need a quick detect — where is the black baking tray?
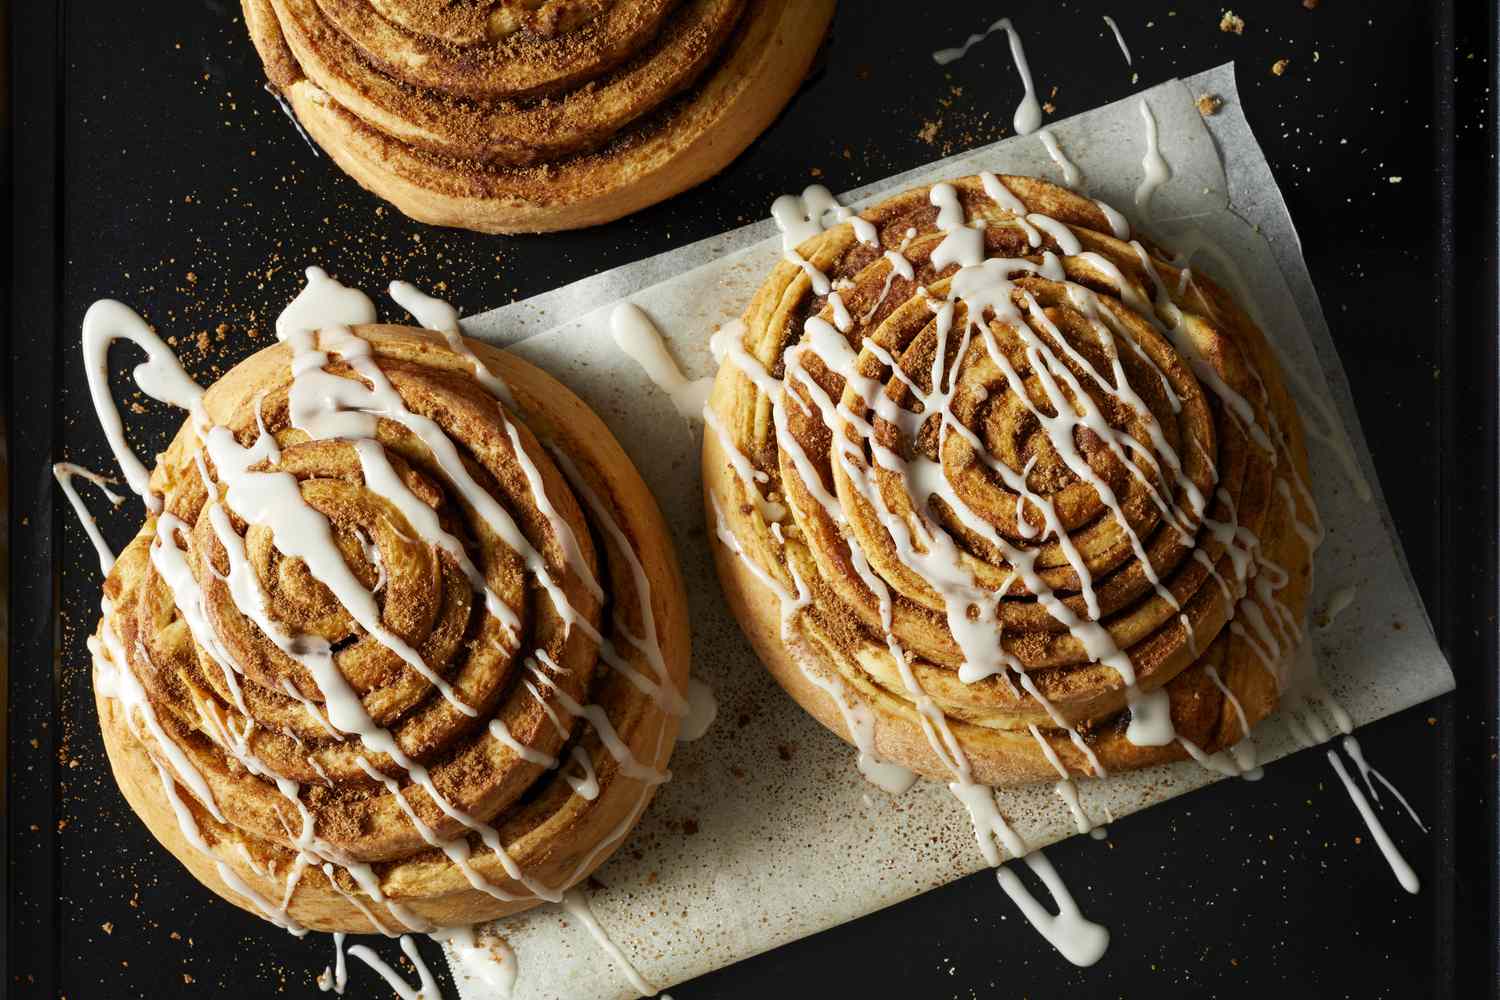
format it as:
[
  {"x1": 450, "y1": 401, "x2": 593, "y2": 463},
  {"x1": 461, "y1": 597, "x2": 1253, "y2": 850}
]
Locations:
[{"x1": 6, "y1": 1, "x2": 1496, "y2": 997}]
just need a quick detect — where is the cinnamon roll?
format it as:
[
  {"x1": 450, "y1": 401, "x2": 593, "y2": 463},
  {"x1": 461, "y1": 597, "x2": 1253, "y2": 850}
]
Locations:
[
  {"x1": 79, "y1": 270, "x2": 690, "y2": 932},
  {"x1": 703, "y1": 176, "x2": 1318, "y2": 788},
  {"x1": 242, "y1": 0, "x2": 836, "y2": 232}
]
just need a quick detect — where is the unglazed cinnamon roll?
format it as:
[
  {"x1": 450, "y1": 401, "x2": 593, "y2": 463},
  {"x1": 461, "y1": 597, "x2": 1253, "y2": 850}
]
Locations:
[
  {"x1": 76, "y1": 269, "x2": 690, "y2": 933},
  {"x1": 242, "y1": 0, "x2": 836, "y2": 232},
  {"x1": 704, "y1": 176, "x2": 1319, "y2": 790}
]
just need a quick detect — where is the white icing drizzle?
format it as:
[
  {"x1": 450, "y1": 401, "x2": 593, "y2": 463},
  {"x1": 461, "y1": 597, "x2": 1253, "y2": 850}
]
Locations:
[
  {"x1": 771, "y1": 185, "x2": 878, "y2": 251},
  {"x1": 1327, "y1": 750, "x2": 1420, "y2": 894},
  {"x1": 264, "y1": 81, "x2": 320, "y2": 157},
  {"x1": 1102, "y1": 15, "x2": 1132, "y2": 65},
  {"x1": 69, "y1": 268, "x2": 692, "y2": 1000},
  {"x1": 52, "y1": 462, "x2": 124, "y2": 573},
  {"x1": 798, "y1": 659, "x2": 918, "y2": 795},
  {"x1": 316, "y1": 931, "x2": 347, "y2": 993},
  {"x1": 564, "y1": 746, "x2": 602, "y2": 801},
  {"x1": 1134, "y1": 99, "x2": 1171, "y2": 218},
  {"x1": 929, "y1": 18, "x2": 1040, "y2": 134},
  {"x1": 352, "y1": 526, "x2": 387, "y2": 594},
  {"x1": 995, "y1": 853, "x2": 1110, "y2": 967},
  {"x1": 1342, "y1": 735, "x2": 1427, "y2": 833},
  {"x1": 610, "y1": 302, "x2": 713, "y2": 419},
  {"x1": 1028, "y1": 723, "x2": 1094, "y2": 834},
  {"x1": 526, "y1": 663, "x2": 669, "y2": 785},
  {"x1": 932, "y1": 17, "x2": 1009, "y2": 66},
  {"x1": 350, "y1": 438, "x2": 522, "y2": 642},
  {"x1": 562, "y1": 888, "x2": 660, "y2": 997},
  {"x1": 1168, "y1": 231, "x2": 1372, "y2": 501},
  {"x1": 546, "y1": 446, "x2": 689, "y2": 717},
  {"x1": 345, "y1": 936, "x2": 441, "y2": 1000},
  {"x1": 677, "y1": 678, "x2": 718, "y2": 742},
  {"x1": 437, "y1": 925, "x2": 517, "y2": 998},
  {"x1": 1278, "y1": 653, "x2": 1426, "y2": 893},
  {"x1": 998, "y1": 18, "x2": 1042, "y2": 135},
  {"x1": 489, "y1": 718, "x2": 559, "y2": 769},
  {"x1": 80, "y1": 299, "x2": 209, "y2": 512},
  {"x1": 1093, "y1": 199, "x2": 1131, "y2": 240},
  {"x1": 1036, "y1": 129, "x2": 1082, "y2": 189},
  {"x1": 1204, "y1": 664, "x2": 1262, "y2": 779},
  {"x1": 1319, "y1": 584, "x2": 1357, "y2": 629}
]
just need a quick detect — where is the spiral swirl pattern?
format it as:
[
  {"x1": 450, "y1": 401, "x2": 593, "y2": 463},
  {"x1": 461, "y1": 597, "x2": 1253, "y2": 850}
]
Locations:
[
  {"x1": 705, "y1": 175, "x2": 1318, "y2": 786},
  {"x1": 92, "y1": 316, "x2": 689, "y2": 932},
  {"x1": 241, "y1": 0, "x2": 836, "y2": 232}
]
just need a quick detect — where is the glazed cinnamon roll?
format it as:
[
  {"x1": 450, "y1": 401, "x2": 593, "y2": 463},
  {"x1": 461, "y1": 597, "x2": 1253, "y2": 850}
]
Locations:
[
  {"x1": 242, "y1": 0, "x2": 836, "y2": 232},
  {"x1": 704, "y1": 175, "x2": 1318, "y2": 789},
  {"x1": 78, "y1": 270, "x2": 690, "y2": 932}
]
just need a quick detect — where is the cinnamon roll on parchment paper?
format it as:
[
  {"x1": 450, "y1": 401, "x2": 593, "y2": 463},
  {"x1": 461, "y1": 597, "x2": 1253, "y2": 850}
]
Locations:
[{"x1": 704, "y1": 174, "x2": 1317, "y2": 790}]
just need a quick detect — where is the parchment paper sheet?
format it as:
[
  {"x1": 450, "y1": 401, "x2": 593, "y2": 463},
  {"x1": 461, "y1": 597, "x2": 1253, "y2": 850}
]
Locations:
[{"x1": 445, "y1": 65, "x2": 1455, "y2": 999}]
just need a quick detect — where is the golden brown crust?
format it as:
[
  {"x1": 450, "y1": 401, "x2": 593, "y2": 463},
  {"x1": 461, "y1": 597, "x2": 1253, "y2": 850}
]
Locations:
[
  {"x1": 703, "y1": 175, "x2": 1314, "y2": 787},
  {"x1": 94, "y1": 325, "x2": 691, "y2": 931},
  {"x1": 241, "y1": 0, "x2": 835, "y2": 232}
]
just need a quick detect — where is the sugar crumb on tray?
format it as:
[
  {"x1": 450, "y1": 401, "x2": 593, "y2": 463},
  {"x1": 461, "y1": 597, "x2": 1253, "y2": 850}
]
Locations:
[{"x1": 1219, "y1": 10, "x2": 1245, "y2": 34}]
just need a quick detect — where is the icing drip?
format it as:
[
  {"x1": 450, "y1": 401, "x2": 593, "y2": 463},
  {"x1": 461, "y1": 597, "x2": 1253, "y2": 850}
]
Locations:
[
  {"x1": 932, "y1": 17, "x2": 1009, "y2": 66},
  {"x1": 797, "y1": 661, "x2": 918, "y2": 795},
  {"x1": 562, "y1": 889, "x2": 660, "y2": 997},
  {"x1": 1028, "y1": 724, "x2": 1094, "y2": 834},
  {"x1": 265, "y1": 81, "x2": 320, "y2": 157},
  {"x1": 610, "y1": 302, "x2": 713, "y2": 419},
  {"x1": 52, "y1": 462, "x2": 124, "y2": 573},
  {"x1": 80, "y1": 299, "x2": 209, "y2": 512},
  {"x1": 345, "y1": 936, "x2": 441, "y2": 1000},
  {"x1": 1102, "y1": 15, "x2": 1132, "y2": 65},
  {"x1": 390, "y1": 279, "x2": 517, "y2": 408},
  {"x1": 931, "y1": 19, "x2": 1040, "y2": 134},
  {"x1": 1327, "y1": 750, "x2": 1420, "y2": 894},
  {"x1": 1134, "y1": 99, "x2": 1171, "y2": 218},
  {"x1": 677, "y1": 678, "x2": 719, "y2": 742},
  {"x1": 1036, "y1": 129, "x2": 1082, "y2": 189},
  {"x1": 316, "y1": 932, "x2": 347, "y2": 993},
  {"x1": 438, "y1": 925, "x2": 517, "y2": 997},
  {"x1": 996, "y1": 853, "x2": 1110, "y2": 967},
  {"x1": 997, "y1": 19, "x2": 1042, "y2": 135}
]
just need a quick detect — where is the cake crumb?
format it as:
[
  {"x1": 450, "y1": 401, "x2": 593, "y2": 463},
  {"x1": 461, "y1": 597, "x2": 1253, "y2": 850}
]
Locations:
[
  {"x1": 1302, "y1": 0, "x2": 1320, "y2": 8},
  {"x1": 1219, "y1": 10, "x2": 1245, "y2": 34},
  {"x1": 1271, "y1": 58, "x2": 1290, "y2": 76},
  {"x1": 1196, "y1": 93, "x2": 1224, "y2": 116}
]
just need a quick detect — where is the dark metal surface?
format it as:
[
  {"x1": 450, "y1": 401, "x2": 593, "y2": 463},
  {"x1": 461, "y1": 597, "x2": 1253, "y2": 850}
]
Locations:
[{"x1": 6, "y1": 1, "x2": 1496, "y2": 997}]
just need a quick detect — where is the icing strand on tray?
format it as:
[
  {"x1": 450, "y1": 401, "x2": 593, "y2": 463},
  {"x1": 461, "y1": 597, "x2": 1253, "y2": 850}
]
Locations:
[
  {"x1": 52, "y1": 462, "x2": 124, "y2": 573},
  {"x1": 1102, "y1": 15, "x2": 1132, "y2": 66},
  {"x1": 69, "y1": 268, "x2": 679, "y2": 999},
  {"x1": 931, "y1": 18, "x2": 1040, "y2": 135},
  {"x1": 1135, "y1": 100, "x2": 1171, "y2": 218},
  {"x1": 610, "y1": 302, "x2": 714, "y2": 419},
  {"x1": 562, "y1": 888, "x2": 661, "y2": 997}
]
